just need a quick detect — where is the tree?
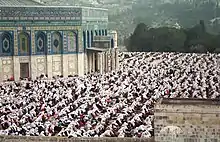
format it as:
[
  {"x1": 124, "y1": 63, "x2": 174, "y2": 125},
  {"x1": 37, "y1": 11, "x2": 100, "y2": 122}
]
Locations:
[
  {"x1": 129, "y1": 23, "x2": 148, "y2": 51},
  {"x1": 126, "y1": 21, "x2": 220, "y2": 53}
]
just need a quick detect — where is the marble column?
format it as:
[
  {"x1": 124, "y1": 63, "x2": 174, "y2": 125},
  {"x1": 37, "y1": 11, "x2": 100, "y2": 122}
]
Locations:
[
  {"x1": 111, "y1": 48, "x2": 116, "y2": 71},
  {"x1": 115, "y1": 48, "x2": 119, "y2": 70},
  {"x1": 105, "y1": 52, "x2": 108, "y2": 73},
  {"x1": 92, "y1": 52, "x2": 95, "y2": 72}
]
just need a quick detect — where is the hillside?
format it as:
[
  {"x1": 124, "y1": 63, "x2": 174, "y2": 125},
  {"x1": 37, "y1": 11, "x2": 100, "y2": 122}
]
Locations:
[{"x1": 37, "y1": 0, "x2": 220, "y2": 45}]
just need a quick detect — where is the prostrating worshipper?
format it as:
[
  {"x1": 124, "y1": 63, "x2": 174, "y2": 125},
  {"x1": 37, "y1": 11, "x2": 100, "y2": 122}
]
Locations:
[{"x1": 0, "y1": 52, "x2": 219, "y2": 138}]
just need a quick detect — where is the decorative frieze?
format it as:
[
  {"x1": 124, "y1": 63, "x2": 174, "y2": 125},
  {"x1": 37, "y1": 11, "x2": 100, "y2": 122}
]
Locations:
[
  {"x1": 0, "y1": 27, "x2": 15, "y2": 30},
  {"x1": 32, "y1": 26, "x2": 80, "y2": 31},
  {"x1": 0, "y1": 7, "x2": 81, "y2": 22}
]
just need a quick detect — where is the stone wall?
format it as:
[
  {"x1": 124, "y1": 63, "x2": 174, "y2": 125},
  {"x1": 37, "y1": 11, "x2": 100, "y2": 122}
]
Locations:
[
  {"x1": 0, "y1": 136, "x2": 154, "y2": 142},
  {"x1": 154, "y1": 98, "x2": 220, "y2": 142}
]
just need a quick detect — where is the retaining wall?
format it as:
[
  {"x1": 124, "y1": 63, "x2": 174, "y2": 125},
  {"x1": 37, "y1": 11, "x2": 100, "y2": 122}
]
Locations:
[
  {"x1": 0, "y1": 135, "x2": 155, "y2": 142},
  {"x1": 154, "y1": 98, "x2": 220, "y2": 142}
]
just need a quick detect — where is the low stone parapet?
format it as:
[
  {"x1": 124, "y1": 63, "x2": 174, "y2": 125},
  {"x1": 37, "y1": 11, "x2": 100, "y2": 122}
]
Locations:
[{"x1": 0, "y1": 135, "x2": 155, "y2": 142}]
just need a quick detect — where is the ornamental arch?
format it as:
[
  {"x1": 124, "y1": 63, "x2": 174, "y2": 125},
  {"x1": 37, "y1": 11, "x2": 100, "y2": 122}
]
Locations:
[
  {"x1": 36, "y1": 31, "x2": 47, "y2": 54},
  {"x1": 0, "y1": 32, "x2": 13, "y2": 56},
  {"x1": 52, "y1": 31, "x2": 62, "y2": 54},
  {"x1": 18, "y1": 32, "x2": 30, "y2": 55}
]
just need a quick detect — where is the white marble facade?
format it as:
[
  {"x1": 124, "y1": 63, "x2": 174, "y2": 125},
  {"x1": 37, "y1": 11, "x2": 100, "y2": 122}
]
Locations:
[
  {"x1": 0, "y1": 49, "x2": 119, "y2": 81},
  {"x1": 0, "y1": 53, "x2": 84, "y2": 81}
]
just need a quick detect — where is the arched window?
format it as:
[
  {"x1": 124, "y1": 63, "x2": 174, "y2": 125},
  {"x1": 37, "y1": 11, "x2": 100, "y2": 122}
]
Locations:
[
  {"x1": 18, "y1": 32, "x2": 30, "y2": 55},
  {"x1": 83, "y1": 31, "x2": 86, "y2": 50},
  {"x1": 52, "y1": 32, "x2": 62, "y2": 54},
  {"x1": 99, "y1": 30, "x2": 101, "y2": 35},
  {"x1": 36, "y1": 31, "x2": 47, "y2": 54},
  {"x1": 95, "y1": 30, "x2": 98, "y2": 36},
  {"x1": 87, "y1": 31, "x2": 90, "y2": 47},
  {"x1": 102, "y1": 29, "x2": 105, "y2": 35},
  {"x1": 67, "y1": 31, "x2": 77, "y2": 52},
  {"x1": 91, "y1": 31, "x2": 94, "y2": 46},
  {"x1": 1, "y1": 32, "x2": 13, "y2": 56},
  {"x1": 104, "y1": 29, "x2": 107, "y2": 36},
  {"x1": 111, "y1": 38, "x2": 114, "y2": 48}
]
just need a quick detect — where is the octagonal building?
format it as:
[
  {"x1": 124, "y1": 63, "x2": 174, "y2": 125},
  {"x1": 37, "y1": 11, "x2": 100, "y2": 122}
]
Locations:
[{"x1": 0, "y1": 0, "x2": 119, "y2": 81}]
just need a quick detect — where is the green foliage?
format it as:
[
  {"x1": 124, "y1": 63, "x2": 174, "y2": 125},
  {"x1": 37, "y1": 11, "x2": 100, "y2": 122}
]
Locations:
[
  {"x1": 126, "y1": 21, "x2": 220, "y2": 53},
  {"x1": 132, "y1": 0, "x2": 220, "y2": 30},
  {"x1": 107, "y1": 0, "x2": 220, "y2": 45}
]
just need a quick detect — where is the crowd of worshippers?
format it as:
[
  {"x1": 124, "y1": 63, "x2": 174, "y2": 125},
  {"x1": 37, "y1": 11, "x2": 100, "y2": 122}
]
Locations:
[{"x1": 0, "y1": 52, "x2": 220, "y2": 138}]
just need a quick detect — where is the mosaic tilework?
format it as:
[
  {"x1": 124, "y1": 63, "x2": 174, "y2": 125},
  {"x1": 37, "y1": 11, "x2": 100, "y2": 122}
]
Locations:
[
  {"x1": 0, "y1": 32, "x2": 13, "y2": 55},
  {"x1": 17, "y1": 31, "x2": 30, "y2": 55},
  {"x1": 66, "y1": 31, "x2": 77, "y2": 52},
  {"x1": 63, "y1": 32, "x2": 68, "y2": 53},
  {"x1": 35, "y1": 31, "x2": 47, "y2": 54},
  {"x1": 47, "y1": 32, "x2": 51, "y2": 54},
  {"x1": 1, "y1": 26, "x2": 90, "y2": 56},
  {"x1": 13, "y1": 30, "x2": 18, "y2": 55},
  {"x1": 0, "y1": 27, "x2": 15, "y2": 30},
  {"x1": 32, "y1": 26, "x2": 80, "y2": 31},
  {"x1": 31, "y1": 30, "x2": 35, "y2": 55},
  {"x1": 0, "y1": 7, "x2": 81, "y2": 21},
  {"x1": 51, "y1": 31, "x2": 62, "y2": 54},
  {"x1": 78, "y1": 28, "x2": 83, "y2": 52}
]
